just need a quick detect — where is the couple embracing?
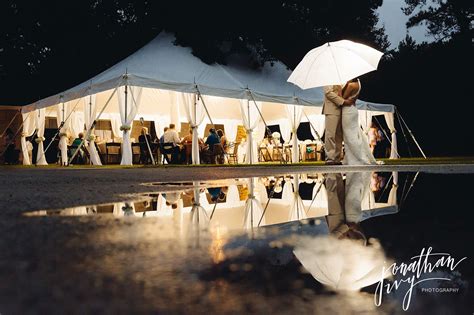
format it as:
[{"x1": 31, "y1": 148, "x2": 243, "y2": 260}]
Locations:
[{"x1": 323, "y1": 79, "x2": 377, "y2": 165}]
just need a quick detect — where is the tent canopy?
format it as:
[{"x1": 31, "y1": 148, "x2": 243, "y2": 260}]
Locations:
[{"x1": 22, "y1": 32, "x2": 394, "y2": 114}]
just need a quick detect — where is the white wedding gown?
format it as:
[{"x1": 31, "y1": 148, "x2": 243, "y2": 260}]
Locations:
[{"x1": 341, "y1": 83, "x2": 376, "y2": 165}]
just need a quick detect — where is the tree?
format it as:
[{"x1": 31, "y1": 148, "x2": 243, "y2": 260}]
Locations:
[
  {"x1": 0, "y1": 0, "x2": 388, "y2": 104},
  {"x1": 403, "y1": 0, "x2": 473, "y2": 43}
]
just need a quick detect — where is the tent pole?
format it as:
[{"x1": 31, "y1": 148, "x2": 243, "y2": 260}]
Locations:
[
  {"x1": 305, "y1": 177, "x2": 325, "y2": 215},
  {"x1": 195, "y1": 86, "x2": 228, "y2": 164},
  {"x1": 39, "y1": 93, "x2": 87, "y2": 166},
  {"x1": 247, "y1": 90, "x2": 287, "y2": 164},
  {"x1": 68, "y1": 80, "x2": 122, "y2": 165},
  {"x1": 373, "y1": 115, "x2": 400, "y2": 158},
  {"x1": 302, "y1": 111, "x2": 323, "y2": 143},
  {"x1": 0, "y1": 110, "x2": 32, "y2": 158},
  {"x1": 258, "y1": 176, "x2": 279, "y2": 227},
  {"x1": 0, "y1": 109, "x2": 20, "y2": 138},
  {"x1": 395, "y1": 109, "x2": 413, "y2": 157},
  {"x1": 402, "y1": 171, "x2": 420, "y2": 205},
  {"x1": 397, "y1": 110, "x2": 426, "y2": 159}
]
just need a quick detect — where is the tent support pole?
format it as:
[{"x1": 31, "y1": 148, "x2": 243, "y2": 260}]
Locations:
[
  {"x1": 305, "y1": 177, "x2": 325, "y2": 215},
  {"x1": 258, "y1": 177, "x2": 279, "y2": 227},
  {"x1": 0, "y1": 111, "x2": 32, "y2": 158},
  {"x1": 373, "y1": 115, "x2": 400, "y2": 158},
  {"x1": 40, "y1": 95, "x2": 86, "y2": 165},
  {"x1": 247, "y1": 91, "x2": 287, "y2": 164},
  {"x1": 397, "y1": 109, "x2": 426, "y2": 159},
  {"x1": 302, "y1": 110, "x2": 323, "y2": 143},
  {"x1": 195, "y1": 86, "x2": 228, "y2": 164},
  {"x1": 0, "y1": 109, "x2": 20, "y2": 138},
  {"x1": 68, "y1": 81, "x2": 122, "y2": 165},
  {"x1": 395, "y1": 109, "x2": 412, "y2": 157},
  {"x1": 402, "y1": 171, "x2": 420, "y2": 205}
]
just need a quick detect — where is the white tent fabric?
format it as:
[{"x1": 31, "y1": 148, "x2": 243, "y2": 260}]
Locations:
[
  {"x1": 384, "y1": 113, "x2": 398, "y2": 159},
  {"x1": 20, "y1": 32, "x2": 398, "y2": 165},
  {"x1": 22, "y1": 32, "x2": 395, "y2": 114},
  {"x1": 240, "y1": 99, "x2": 261, "y2": 164},
  {"x1": 20, "y1": 112, "x2": 36, "y2": 165},
  {"x1": 286, "y1": 105, "x2": 303, "y2": 163},
  {"x1": 180, "y1": 92, "x2": 205, "y2": 164},
  {"x1": 244, "y1": 178, "x2": 265, "y2": 228},
  {"x1": 56, "y1": 102, "x2": 71, "y2": 165},
  {"x1": 84, "y1": 94, "x2": 102, "y2": 165},
  {"x1": 118, "y1": 85, "x2": 143, "y2": 165},
  {"x1": 306, "y1": 114, "x2": 325, "y2": 141},
  {"x1": 34, "y1": 108, "x2": 48, "y2": 165},
  {"x1": 289, "y1": 176, "x2": 307, "y2": 221}
]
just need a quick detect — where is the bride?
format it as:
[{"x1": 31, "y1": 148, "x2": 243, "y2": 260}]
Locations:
[{"x1": 341, "y1": 79, "x2": 377, "y2": 165}]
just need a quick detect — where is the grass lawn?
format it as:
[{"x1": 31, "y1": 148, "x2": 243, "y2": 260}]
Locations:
[{"x1": 2, "y1": 156, "x2": 473, "y2": 169}]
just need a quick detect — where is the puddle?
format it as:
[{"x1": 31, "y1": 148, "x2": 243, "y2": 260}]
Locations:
[{"x1": 7, "y1": 170, "x2": 474, "y2": 314}]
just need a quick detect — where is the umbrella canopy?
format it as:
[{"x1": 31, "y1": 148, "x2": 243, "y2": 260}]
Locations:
[{"x1": 288, "y1": 40, "x2": 384, "y2": 89}]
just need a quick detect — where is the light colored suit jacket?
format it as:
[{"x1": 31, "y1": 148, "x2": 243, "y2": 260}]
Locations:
[{"x1": 322, "y1": 85, "x2": 345, "y2": 116}]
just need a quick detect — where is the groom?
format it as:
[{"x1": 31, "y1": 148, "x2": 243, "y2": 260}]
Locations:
[{"x1": 322, "y1": 85, "x2": 355, "y2": 165}]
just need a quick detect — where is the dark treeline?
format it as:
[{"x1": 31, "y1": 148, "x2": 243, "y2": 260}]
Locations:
[{"x1": 0, "y1": 0, "x2": 472, "y2": 156}]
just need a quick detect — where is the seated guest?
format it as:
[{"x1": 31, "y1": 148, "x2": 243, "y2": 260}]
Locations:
[
  {"x1": 181, "y1": 129, "x2": 204, "y2": 145},
  {"x1": 139, "y1": 127, "x2": 153, "y2": 164},
  {"x1": 162, "y1": 124, "x2": 181, "y2": 163},
  {"x1": 159, "y1": 127, "x2": 168, "y2": 145},
  {"x1": 70, "y1": 133, "x2": 85, "y2": 163},
  {"x1": 72, "y1": 133, "x2": 84, "y2": 146},
  {"x1": 217, "y1": 129, "x2": 228, "y2": 149},
  {"x1": 205, "y1": 128, "x2": 220, "y2": 148}
]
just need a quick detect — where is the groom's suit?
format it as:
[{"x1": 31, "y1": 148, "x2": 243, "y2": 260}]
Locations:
[{"x1": 323, "y1": 85, "x2": 345, "y2": 163}]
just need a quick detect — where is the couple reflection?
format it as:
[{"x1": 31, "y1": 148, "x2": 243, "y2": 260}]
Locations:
[
  {"x1": 294, "y1": 171, "x2": 397, "y2": 292},
  {"x1": 325, "y1": 172, "x2": 370, "y2": 242}
]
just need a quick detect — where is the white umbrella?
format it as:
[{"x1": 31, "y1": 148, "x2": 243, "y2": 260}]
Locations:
[
  {"x1": 294, "y1": 236, "x2": 392, "y2": 291},
  {"x1": 288, "y1": 40, "x2": 384, "y2": 89}
]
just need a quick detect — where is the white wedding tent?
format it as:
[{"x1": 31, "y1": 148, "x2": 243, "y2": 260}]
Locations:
[{"x1": 21, "y1": 32, "x2": 398, "y2": 165}]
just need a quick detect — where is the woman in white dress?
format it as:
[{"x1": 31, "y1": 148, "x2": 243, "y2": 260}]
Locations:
[{"x1": 341, "y1": 79, "x2": 377, "y2": 165}]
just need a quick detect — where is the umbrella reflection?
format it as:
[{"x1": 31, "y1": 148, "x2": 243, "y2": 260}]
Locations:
[{"x1": 294, "y1": 172, "x2": 394, "y2": 292}]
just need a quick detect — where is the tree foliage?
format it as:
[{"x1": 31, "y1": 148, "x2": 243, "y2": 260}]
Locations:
[
  {"x1": 0, "y1": 0, "x2": 387, "y2": 103},
  {"x1": 403, "y1": 0, "x2": 473, "y2": 42}
]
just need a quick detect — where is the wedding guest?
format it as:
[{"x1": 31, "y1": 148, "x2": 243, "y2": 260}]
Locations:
[
  {"x1": 217, "y1": 129, "x2": 228, "y2": 149},
  {"x1": 368, "y1": 123, "x2": 378, "y2": 154},
  {"x1": 205, "y1": 128, "x2": 220, "y2": 147},
  {"x1": 162, "y1": 124, "x2": 181, "y2": 163},
  {"x1": 159, "y1": 127, "x2": 168, "y2": 144},
  {"x1": 139, "y1": 127, "x2": 153, "y2": 164}
]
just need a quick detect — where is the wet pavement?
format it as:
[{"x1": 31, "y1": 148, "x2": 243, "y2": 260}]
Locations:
[{"x1": 0, "y1": 167, "x2": 473, "y2": 314}]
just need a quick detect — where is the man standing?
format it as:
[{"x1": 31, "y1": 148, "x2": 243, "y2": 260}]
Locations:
[{"x1": 322, "y1": 85, "x2": 355, "y2": 165}]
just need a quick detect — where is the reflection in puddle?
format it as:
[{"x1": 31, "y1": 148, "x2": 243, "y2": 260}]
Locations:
[
  {"x1": 15, "y1": 171, "x2": 469, "y2": 313},
  {"x1": 25, "y1": 172, "x2": 399, "y2": 229}
]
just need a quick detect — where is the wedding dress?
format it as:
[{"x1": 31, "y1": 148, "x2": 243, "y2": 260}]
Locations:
[{"x1": 341, "y1": 80, "x2": 377, "y2": 165}]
